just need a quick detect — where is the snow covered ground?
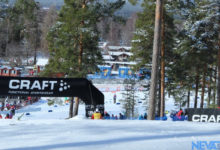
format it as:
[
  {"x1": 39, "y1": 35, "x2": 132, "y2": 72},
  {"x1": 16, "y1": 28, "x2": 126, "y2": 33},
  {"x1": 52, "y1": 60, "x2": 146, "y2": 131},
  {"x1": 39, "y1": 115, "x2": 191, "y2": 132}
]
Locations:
[{"x1": 0, "y1": 91, "x2": 220, "y2": 150}]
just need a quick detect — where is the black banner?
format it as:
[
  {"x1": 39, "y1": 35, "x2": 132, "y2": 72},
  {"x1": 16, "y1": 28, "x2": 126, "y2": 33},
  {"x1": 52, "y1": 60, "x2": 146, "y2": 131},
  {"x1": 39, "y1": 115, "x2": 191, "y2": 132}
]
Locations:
[
  {"x1": 187, "y1": 108, "x2": 220, "y2": 123},
  {"x1": 0, "y1": 77, "x2": 104, "y2": 105}
]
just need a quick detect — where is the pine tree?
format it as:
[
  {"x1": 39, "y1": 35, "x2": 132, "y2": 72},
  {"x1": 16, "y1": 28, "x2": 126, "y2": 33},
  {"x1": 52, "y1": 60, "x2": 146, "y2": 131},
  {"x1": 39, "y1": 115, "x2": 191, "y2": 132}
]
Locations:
[
  {"x1": 130, "y1": 0, "x2": 175, "y2": 119},
  {"x1": 121, "y1": 78, "x2": 138, "y2": 118},
  {"x1": 43, "y1": 0, "x2": 125, "y2": 118},
  {"x1": 167, "y1": 0, "x2": 219, "y2": 109}
]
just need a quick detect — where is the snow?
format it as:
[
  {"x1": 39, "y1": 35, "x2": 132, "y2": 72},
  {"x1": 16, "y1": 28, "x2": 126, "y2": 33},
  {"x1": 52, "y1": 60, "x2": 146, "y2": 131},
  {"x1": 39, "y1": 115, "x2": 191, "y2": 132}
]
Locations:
[
  {"x1": 108, "y1": 46, "x2": 131, "y2": 51},
  {"x1": 36, "y1": 58, "x2": 48, "y2": 66},
  {"x1": 0, "y1": 90, "x2": 220, "y2": 150}
]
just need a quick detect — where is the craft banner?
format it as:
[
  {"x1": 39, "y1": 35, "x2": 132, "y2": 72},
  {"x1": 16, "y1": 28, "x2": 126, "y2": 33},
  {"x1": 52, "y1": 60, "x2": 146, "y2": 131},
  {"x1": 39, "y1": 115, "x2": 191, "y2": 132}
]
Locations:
[
  {"x1": 0, "y1": 77, "x2": 104, "y2": 106},
  {"x1": 187, "y1": 108, "x2": 220, "y2": 123}
]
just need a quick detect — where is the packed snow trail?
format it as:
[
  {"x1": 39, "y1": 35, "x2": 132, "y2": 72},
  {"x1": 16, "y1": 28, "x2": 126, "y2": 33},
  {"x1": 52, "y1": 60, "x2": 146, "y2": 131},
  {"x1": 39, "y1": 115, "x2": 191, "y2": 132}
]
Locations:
[{"x1": 0, "y1": 98, "x2": 220, "y2": 150}]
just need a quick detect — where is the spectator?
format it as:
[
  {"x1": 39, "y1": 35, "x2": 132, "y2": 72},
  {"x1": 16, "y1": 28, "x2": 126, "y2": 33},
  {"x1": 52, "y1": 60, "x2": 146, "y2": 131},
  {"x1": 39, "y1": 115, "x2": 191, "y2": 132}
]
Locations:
[
  {"x1": 139, "y1": 114, "x2": 144, "y2": 120},
  {"x1": 104, "y1": 111, "x2": 110, "y2": 119},
  {"x1": 6, "y1": 103, "x2": 10, "y2": 110},
  {"x1": 119, "y1": 113, "x2": 124, "y2": 120},
  {"x1": 144, "y1": 113, "x2": 147, "y2": 119},
  {"x1": 111, "y1": 114, "x2": 115, "y2": 120},
  {"x1": 92, "y1": 108, "x2": 102, "y2": 119},
  {"x1": 5, "y1": 113, "x2": 10, "y2": 119},
  {"x1": 176, "y1": 108, "x2": 183, "y2": 118},
  {"x1": 0, "y1": 114, "x2": 2, "y2": 119}
]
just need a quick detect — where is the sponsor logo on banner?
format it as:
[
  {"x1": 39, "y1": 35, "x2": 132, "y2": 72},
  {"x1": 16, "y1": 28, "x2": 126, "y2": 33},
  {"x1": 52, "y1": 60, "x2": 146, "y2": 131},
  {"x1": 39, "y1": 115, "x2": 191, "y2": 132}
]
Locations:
[
  {"x1": 192, "y1": 141, "x2": 220, "y2": 150},
  {"x1": 8, "y1": 79, "x2": 70, "y2": 96},
  {"x1": 187, "y1": 108, "x2": 220, "y2": 123},
  {"x1": 192, "y1": 114, "x2": 220, "y2": 123}
]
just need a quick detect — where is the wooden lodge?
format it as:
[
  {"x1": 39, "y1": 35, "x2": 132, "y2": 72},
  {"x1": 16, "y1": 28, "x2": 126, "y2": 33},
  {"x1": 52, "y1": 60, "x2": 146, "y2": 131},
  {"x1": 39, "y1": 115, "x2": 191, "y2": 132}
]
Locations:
[{"x1": 0, "y1": 66, "x2": 21, "y2": 77}]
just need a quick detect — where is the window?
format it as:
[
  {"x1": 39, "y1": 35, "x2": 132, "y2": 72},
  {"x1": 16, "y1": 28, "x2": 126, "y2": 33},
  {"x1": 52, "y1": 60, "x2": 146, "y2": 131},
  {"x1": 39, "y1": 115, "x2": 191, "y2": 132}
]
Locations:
[
  {"x1": 3, "y1": 69, "x2": 8, "y2": 74},
  {"x1": 11, "y1": 70, "x2": 16, "y2": 74}
]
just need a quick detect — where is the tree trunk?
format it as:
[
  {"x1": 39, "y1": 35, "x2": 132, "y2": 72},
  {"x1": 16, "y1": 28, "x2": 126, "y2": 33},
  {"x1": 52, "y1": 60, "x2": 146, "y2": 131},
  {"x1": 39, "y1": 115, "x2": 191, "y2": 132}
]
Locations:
[
  {"x1": 200, "y1": 66, "x2": 206, "y2": 108},
  {"x1": 207, "y1": 68, "x2": 212, "y2": 107},
  {"x1": 73, "y1": 1, "x2": 86, "y2": 117},
  {"x1": 157, "y1": 79, "x2": 161, "y2": 117},
  {"x1": 160, "y1": 4, "x2": 165, "y2": 118},
  {"x1": 34, "y1": 49, "x2": 37, "y2": 65},
  {"x1": 69, "y1": 97, "x2": 74, "y2": 118},
  {"x1": 194, "y1": 68, "x2": 199, "y2": 108},
  {"x1": 148, "y1": 0, "x2": 163, "y2": 120},
  {"x1": 73, "y1": 97, "x2": 79, "y2": 116},
  {"x1": 213, "y1": 66, "x2": 217, "y2": 105},
  {"x1": 217, "y1": 33, "x2": 220, "y2": 107},
  {"x1": 187, "y1": 88, "x2": 190, "y2": 108}
]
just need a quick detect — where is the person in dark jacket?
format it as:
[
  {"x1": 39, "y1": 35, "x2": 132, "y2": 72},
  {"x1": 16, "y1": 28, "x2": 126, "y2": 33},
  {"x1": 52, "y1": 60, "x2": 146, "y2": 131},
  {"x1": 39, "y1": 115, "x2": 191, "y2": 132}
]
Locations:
[
  {"x1": 144, "y1": 113, "x2": 147, "y2": 119},
  {"x1": 104, "y1": 111, "x2": 110, "y2": 119},
  {"x1": 119, "y1": 113, "x2": 124, "y2": 120}
]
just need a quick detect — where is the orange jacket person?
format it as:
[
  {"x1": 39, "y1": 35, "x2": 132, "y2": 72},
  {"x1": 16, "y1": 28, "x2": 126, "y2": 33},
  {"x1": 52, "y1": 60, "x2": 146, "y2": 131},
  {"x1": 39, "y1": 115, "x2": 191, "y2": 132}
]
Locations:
[
  {"x1": 176, "y1": 108, "x2": 183, "y2": 118},
  {"x1": 92, "y1": 109, "x2": 102, "y2": 119}
]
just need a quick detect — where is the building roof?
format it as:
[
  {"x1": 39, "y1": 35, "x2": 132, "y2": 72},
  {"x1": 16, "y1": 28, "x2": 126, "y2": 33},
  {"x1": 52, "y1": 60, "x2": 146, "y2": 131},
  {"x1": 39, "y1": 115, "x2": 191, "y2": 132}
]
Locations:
[
  {"x1": 105, "y1": 61, "x2": 136, "y2": 65},
  {"x1": 102, "y1": 55, "x2": 113, "y2": 60},
  {"x1": 36, "y1": 58, "x2": 48, "y2": 66},
  {"x1": 108, "y1": 46, "x2": 131, "y2": 51},
  {"x1": 109, "y1": 51, "x2": 133, "y2": 56}
]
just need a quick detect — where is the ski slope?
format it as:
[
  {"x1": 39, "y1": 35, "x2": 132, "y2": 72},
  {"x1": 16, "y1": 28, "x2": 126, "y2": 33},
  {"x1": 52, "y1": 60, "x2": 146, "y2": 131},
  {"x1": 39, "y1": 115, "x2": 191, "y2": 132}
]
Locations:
[{"x1": 0, "y1": 93, "x2": 220, "y2": 150}]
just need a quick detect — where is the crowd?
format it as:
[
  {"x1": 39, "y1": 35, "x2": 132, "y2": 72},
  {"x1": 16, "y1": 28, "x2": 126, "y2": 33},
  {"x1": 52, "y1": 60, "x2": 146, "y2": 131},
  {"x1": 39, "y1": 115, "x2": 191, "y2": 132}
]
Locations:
[
  {"x1": 90, "y1": 108, "x2": 187, "y2": 121},
  {"x1": 0, "y1": 97, "x2": 39, "y2": 120},
  {"x1": 0, "y1": 106, "x2": 16, "y2": 119},
  {"x1": 91, "y1": 109, "x2": 126, "y2": 120},
  {"x1": 170, "y1": 108, "x2": 187, "y2": 121}
]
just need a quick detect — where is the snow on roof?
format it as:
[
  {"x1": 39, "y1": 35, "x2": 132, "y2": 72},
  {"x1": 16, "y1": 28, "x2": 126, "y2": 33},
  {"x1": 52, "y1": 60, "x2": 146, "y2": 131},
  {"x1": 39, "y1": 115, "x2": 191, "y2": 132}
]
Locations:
[
  {"x1": 109, "y1": 51, "x2": 133, "y2": 56},
  {"x1": 13, "y1": 67, "x2": 22, "y2": 70},
  {"x1": 102, "y1": 55, "x2": 113, "y2": 60},
  {"x1": 98, "y1": 42, "x2": 108, "y2": 47},
  {"x1": 0, "y1": 66, "x2": 12, "y2": 69},
  {"x1": 98, "y1": 65, "x2": 112, "y2": 68},
  {"x1": 37, "y1": 58, "x2": 48, "y2": 66},
  {"x1": 108, "y1": 46, "x2": 131, "y2": 50},
  {"x1": 42, "y1": 7, "x2": 50, "y2": 10},
  {"x1": 105, "y1": 61, "x2": 136, "y2": 65}
]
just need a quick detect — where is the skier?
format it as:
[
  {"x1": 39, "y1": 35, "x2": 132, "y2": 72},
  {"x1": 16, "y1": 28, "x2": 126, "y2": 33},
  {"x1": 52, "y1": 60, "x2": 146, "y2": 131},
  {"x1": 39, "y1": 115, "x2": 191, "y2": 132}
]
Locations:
[
  {"x1": 113, "y1": 94, "x2": 116, "y2": 104},
  {"x1": 0, "y1": 114, "x2": 2, "y2": 119},
  {"x1": 11, "y1": 106, "x2": 16, "y2": 116},
  {"x1": 9, "y1": 109, "x2": 14, "y2": 119}
]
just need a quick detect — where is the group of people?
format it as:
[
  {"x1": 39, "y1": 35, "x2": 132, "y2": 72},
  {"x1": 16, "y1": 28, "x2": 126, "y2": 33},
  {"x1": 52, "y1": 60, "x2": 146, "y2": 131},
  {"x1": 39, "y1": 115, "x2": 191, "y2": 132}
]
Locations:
[
  {"x1": 91, "y1": 109, "x2": 125, "y2": 120},
  {"x1": 170, "y1": 108, "x2": 187, "y2": 121},
  {"x1": 138, "y1": 113, "x2": 148, "y2": 120},
  {"x1": 0, "y1": 104, "x2": 16, "y2": 119},
  {"x1": 0, "y1": 110, "x2": 15, "y2": 119}
]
